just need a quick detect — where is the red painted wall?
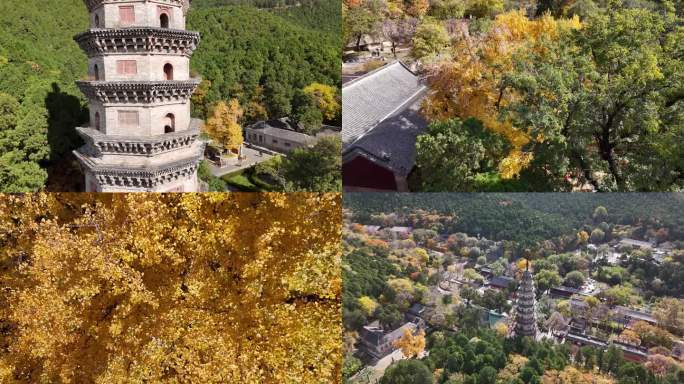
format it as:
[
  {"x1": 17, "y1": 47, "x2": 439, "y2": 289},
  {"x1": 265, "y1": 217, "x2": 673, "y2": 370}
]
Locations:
[{"x1": 343, "y1": 156, "x2": 397, "y2": 191}]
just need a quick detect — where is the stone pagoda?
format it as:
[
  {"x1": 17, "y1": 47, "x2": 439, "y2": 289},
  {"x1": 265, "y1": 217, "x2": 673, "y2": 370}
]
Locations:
[
  {"x1": 512, "y1": 261, "x2": 538, "y2": 338},
  {"x1": 73, "y1": 0, "x2": 203, "y2": 192}
]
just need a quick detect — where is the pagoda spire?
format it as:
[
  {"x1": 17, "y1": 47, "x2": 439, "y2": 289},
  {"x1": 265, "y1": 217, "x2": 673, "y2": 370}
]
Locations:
[{"x1": 513, "y1": 260, "x2": 537, "y2": 338}]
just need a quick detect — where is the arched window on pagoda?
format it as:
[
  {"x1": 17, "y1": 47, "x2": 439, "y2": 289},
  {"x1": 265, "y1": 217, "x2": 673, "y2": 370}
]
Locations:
[
  {"x1": 94, "y1": 14, "x2": 100, "y2": 28},
  {"x1": 160, "y1": 13, "x2": 169, "y2": 28},
  {"x1": 93, "y1": 64, "x2": 100, "y2": 81},
  {"x1": 164, "y1": 113, "x2": 175, "y2": 133},
  {"x1": 163, "y1": 63, "x2": 174, "y2": 80},
  {"x1": 95, "y1": 112, "x2": 101, "y2": 131}
]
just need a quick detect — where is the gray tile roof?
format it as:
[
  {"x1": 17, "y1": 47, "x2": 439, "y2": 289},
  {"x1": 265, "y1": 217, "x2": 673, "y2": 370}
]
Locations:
[
  {"x1": 246, "y1": 121, "x2": 315, "y2": 144},
  {"x1": 342, "y1": 61, "x2": 427, "y2": 149},
  {"x1": 343, "y1": 98, "x2": 427, "y2": 177},
  {"x1": 489, "y1": 276, "x2": 516, "y2": 289},
  {"x1": 383, "y1": 322, "x2": 417, "y2": 344}
]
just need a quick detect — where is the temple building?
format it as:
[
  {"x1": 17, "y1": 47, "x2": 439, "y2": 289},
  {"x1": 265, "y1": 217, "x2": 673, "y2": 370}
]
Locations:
[
  {"x1": 342, "y1": 62, "x2": 427, "y2": 192},
  {"x1": 513, "y1": 262, "x2": 538, "y2": 338},
  {"x1": 73, "y1": 0, "x2": 204, "y2": 192}
]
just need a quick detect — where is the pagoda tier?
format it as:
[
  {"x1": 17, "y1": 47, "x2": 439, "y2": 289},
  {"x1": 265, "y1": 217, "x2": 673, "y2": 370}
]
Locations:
[
  {"x1": 74, "y1": 147, "x2": 203, "y2": 190},
  {"x1": 76, "y1": 80, "x2": 200, "y2": 104},
  {"x1": 513, "y1": 269, "x2": 538, "y2": 338},
  {"x1": 84, "y1": 0, "x2": 191, "y2": 13},
  {"x1": 75, "y1": 28, "x2": 200, "y2": 57},
  {"x1": 76, "y1": 120, "x2": 201, "y2": 157}
]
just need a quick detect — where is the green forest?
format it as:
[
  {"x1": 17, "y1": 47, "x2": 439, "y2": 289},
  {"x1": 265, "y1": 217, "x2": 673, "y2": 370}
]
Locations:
[
  {"x1": 0, "y1": 0, "x2": 340, "y2": 192},
  {"x1": 344, "y1": 193, "x2": 684, "y2": 246},
  {"x1": 188, "y1": 1, "x2": 340, "y2": 120}
]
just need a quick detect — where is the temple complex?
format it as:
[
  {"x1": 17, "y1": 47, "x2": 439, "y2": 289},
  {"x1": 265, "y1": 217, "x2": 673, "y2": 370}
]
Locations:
[
  {"x1": 513, "y1": 261, "x2": 538, "y2": 338},
  {"x1": 73, "y1": 0, "x2": 204, "y2": 192}
]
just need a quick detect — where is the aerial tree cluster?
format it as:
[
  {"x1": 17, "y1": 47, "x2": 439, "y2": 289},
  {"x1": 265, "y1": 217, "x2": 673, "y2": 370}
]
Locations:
[
  {"x1": 418, "y1": 1, "x2": 684, "y2": 191},
  {"x1": 0, "y1": 193, "x2": 342, "y2": 383},
  {"x1": 375, "y1": 317, "x2": 683, "y2": 383},
  {"x1": 343, "y1": 195, "x2": 684, "y2": 383}
]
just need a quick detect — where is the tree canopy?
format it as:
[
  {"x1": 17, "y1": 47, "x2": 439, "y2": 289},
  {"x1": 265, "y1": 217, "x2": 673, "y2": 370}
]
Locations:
[
  {"x1": 0, "y1": 193, "x2": 342, "y2": 383},
  {"x1": 408, "y1": 1, "x2": 684, "y2": 191}
]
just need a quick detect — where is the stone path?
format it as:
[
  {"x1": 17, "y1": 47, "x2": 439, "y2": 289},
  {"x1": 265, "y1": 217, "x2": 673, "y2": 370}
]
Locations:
[
  {"x1": 350, "y1": 349, "x2": 428, "y2": 384},
  {"x1": 207, "y1": 146, "x2": 274, "y2": 177}
]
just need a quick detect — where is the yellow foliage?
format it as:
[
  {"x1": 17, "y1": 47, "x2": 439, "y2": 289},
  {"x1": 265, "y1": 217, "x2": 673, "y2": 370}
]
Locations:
[
  {"x1": 499, "y1": 149, "x2": 533, "y2": 179},
  {"x1": 414, "y1": 248, "x2": 430, "y2": 264},
  {"x1": 556, "y1": 300, "x2": 571, "y2": 317},
  {"x1": 245, "y1": 100, "x2": 268, "y2": 122},
  {"x1": 422, "y1": 10, "x2": 582, "y2": 178},
  {"x1": 386, "y1": 0, "x2": 405, "y2": 18},
  {"x1": 303, "y1": 83, "x2": 340, "y2": 121},
  {"x1": 406, "y1": 0, "x2": 429, "y2": 18},
  {"x1": 0, "y1": 193, "x2": 342, "y2": 383},
  {"x1": 204, "y1": 99, "x2": 244, "y2": 153},
  {"x1": 516, "y1": 258, "x2": 531, "y2": 272},
  {"x1": 358, "y1": 296, "x2": 379, "y2": 316},
  {"x1": 350, "y1": 223, "x2": 366, "y2": 233},
  {"x1": 388, "y1": 278, "x2": 416, "y2": 296},
  {"x1": 393, "y1": 328, "x2": 426, "y2": 358},
  {"x1": 498, "y1": 354, "x2": 529, "y2": 382},
  {"x1": 494, "y1": 321, "x2": 509, "y2": 337},
  {"x1": 577, "y1": 230, "x2": 589, "y2": 245},
  {"x1": 542, "y1": 365, "x2": 614, "y2": 384},
  {"x1": 618, "y1": 329, "x2": 641, "y2": 346},
  {"x1": 366, "y1": 238, "x2": 389, "y2": 249}
]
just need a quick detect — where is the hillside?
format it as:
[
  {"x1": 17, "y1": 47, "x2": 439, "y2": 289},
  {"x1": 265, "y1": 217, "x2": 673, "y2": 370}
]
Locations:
[
  {"x1": 0, "y1": 0, "x2": 88, "y2": 192},
  {"x1": 187, "y1": 3, "x2": 340, "y2": 120},
  {"x1": 0, "y1": 0, "x2": 339, "y2": 192},
  {"x1": 344, "y1": 193, "x2": 684, "y2": 246}
]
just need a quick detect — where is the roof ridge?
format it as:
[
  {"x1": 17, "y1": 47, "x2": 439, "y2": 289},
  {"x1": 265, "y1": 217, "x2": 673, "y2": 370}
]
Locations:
[
  {"x1": 344, "y1": 84, "x2": 426, "y2": 149},
  {"x1": 342, "y1": 61, "x2": 408, "y2": 89}
]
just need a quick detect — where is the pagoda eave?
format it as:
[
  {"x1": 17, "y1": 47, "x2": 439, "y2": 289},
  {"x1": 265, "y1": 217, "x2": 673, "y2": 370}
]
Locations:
[
  {"x1": 74, "y1": 145, "x2": 204, "y2": 189},
  {"x1": 74, "y1": 28, "x2": 200, "y2": 58},
  {"x1": 76, "y1": 125, "x2": 202, "y2": 156},
  {"x1": 76, "y1": 79, "x2": 201, "y2": 104}
]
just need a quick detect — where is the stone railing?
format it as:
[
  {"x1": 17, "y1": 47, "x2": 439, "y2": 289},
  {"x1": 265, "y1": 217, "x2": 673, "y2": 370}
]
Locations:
[
  {"x1": 74, "y1": 28, "x2": 200, "y2": 57},
  {"x1": 76, "y1": 127, "x2": 200, "y2": 156},
  {"x1": 74, "y1": 143, "x2": 205, "y2": 189},
  {"x1": 76, "y1": 79, "x2": 200, "y2": 104}
]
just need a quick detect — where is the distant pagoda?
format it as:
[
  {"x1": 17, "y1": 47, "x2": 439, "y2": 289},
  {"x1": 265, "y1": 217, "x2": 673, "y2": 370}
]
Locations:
[
  {"x1": 512, "y1": 261, "x2": 538, "y2": 338},
  {"x1": 73, "y1": 0, "x2": 204, "y2": 192}
]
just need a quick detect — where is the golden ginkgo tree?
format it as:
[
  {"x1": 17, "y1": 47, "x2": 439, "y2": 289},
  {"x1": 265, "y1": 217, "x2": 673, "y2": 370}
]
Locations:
[
  {"x1": 204, "y1": 99, "x2": 245, "y2": 155},
  {"x1": 0, "y1": 193, "x2": 342, "y2": 384},
  {"x1": 422, "y1": 10, "x2": 581, "y2": 178},
  {"x1": 393, "y1": 328, "x2": 426, "y2": 359}
]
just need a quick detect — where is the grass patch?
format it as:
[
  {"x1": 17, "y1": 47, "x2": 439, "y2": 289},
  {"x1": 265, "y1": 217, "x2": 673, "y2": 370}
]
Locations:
[
  {"x1": 473, "y1": 173, "x2": 528, "y2": 192},
  {"x1": 222, "y1": 170, "x2": 260, "y2": 192},
  {"x1": 250, "y1": 173, "x2": 277, "y2": 191},
  {"x1": 198, "y1": 160, "x2": 228, "y2": 192}
]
